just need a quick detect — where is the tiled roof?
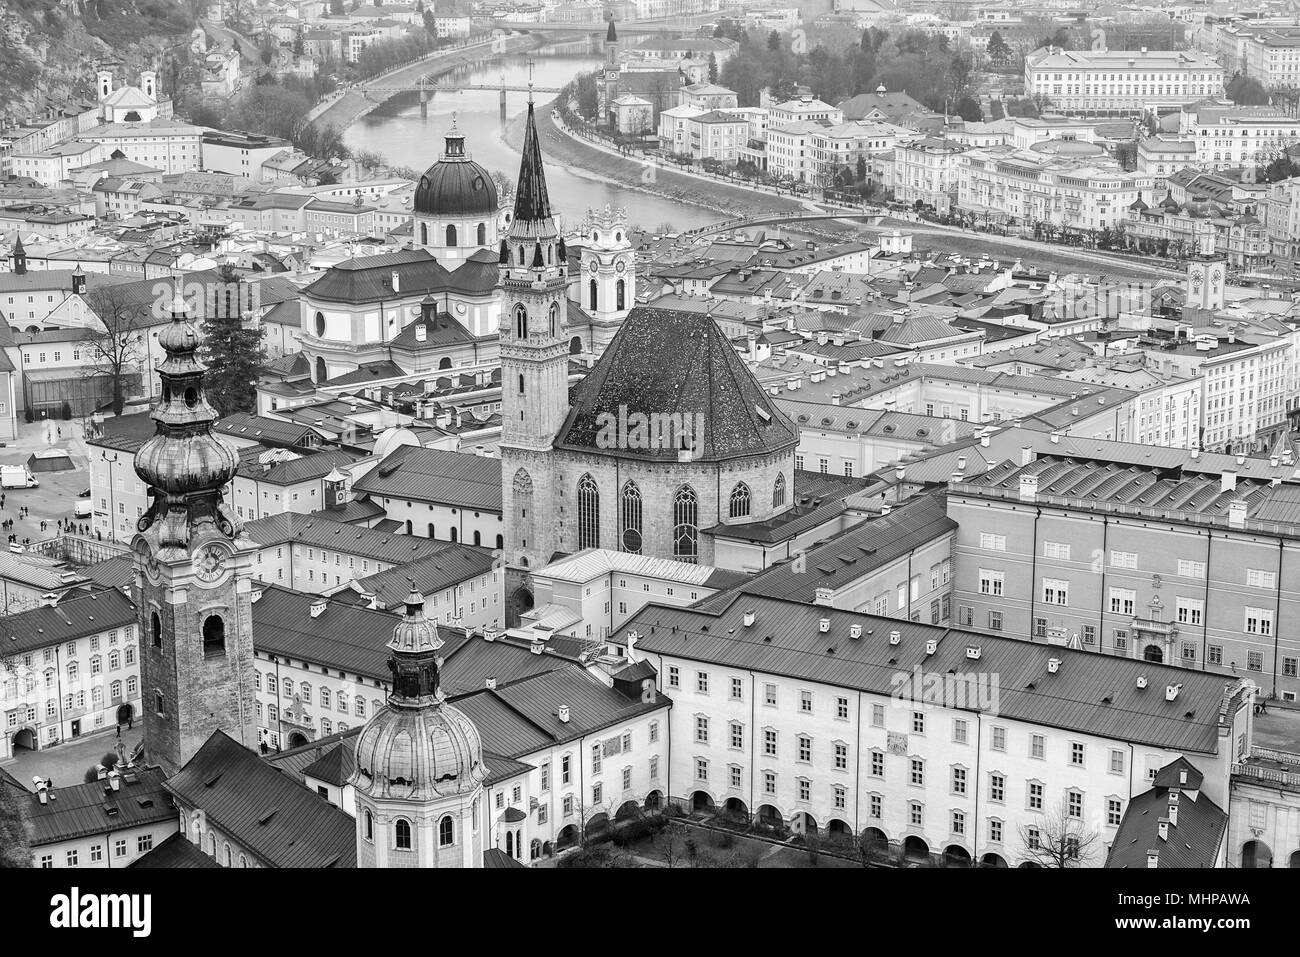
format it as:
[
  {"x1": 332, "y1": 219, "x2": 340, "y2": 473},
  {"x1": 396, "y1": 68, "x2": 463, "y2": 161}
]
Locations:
[
  {"x1": 215, "y1": 413, "x2": 321, "y2": 448},
  {"x1": 164, "y1": 731, "x2": 356, "y2": 868},
  {"x1": 1106, "y1": 773, "x2": 1228, "y2": 868},
  {"x1": 244, "y1": 513, "x2": 468, "y2": 565},
  {"x1": 235, "y1": 448, "x2": 359, "y2": 486},
  {"x1": 129, "y1": 831, "x2": 220, "y2": 868},
  {"x1": 555, "y1": 306, "x2": 799, "y2": 463},
  {"x1": 628, "y1": 594, "x2": 1248, "y2": 754},
  {"x1": 352, "y1": 446, "x2": 502, "y2": 510},
  {"x1": 351, "y1": 545, "x2": 498, "y2": 608},
  {"x1": 301, "y1": 248, "x2": 449, "y2": 305},
  {"x1": 23, "y1": 768, "x2": 173, "y2": 847}
]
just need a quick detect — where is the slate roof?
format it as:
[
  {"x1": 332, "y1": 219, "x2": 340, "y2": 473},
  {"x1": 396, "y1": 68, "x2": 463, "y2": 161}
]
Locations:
[
  {"x1": 325, "y1": 360, "x2": 408, "y2": 386},
  {"x1": 236, "y1": 448, "x2": 359, "y2": 486},
  {"x1": 22, "y1": 768, "x2": 173, "y2": 847},
  {"x1": 129, "y1": 831, "x2": 220, "y2": 868},
  {"x1": 0, "y1": 589, "x2": 136, "y2": 655},
  {"x1": 215, "y1": 413, "x2": 322, "y2": 448},
  {"x1": 351, "y1": 546, "x2": 498, "y2": 608},
  {"x1": 627, "y1": 594, "x2": 1248, "y2": 754},
  {"x1": 513, "y1": 101, "x2": 552, "y2": 224},
  {"x1": 554, "y1": 306, "x2": 799, "y2": 463},
  {"x1": 81, "y1": 555, "x2": 134, "y2": 591},
  {"x1": 244, "y1": 513, "x2": 471, "y2": 565},
  {"x1": 483, "y1": 847, "x2": 527, "y2": 867},
  {"x1": 352, "y1": 445, "x2": 502, "y2": 510},
  {"x1": 165, "y1": 731, "x2": 356, "y2": 868},
  {"x1": 1106, "y1": 772, "x2": 1228, "y2": 868},
  {"x1": 300, "y1": 248, "x2": 449, "y2": 304}
]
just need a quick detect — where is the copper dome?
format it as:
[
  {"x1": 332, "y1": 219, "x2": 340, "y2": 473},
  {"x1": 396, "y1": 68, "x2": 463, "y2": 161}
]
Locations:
[{"x1": 413, "y1": 127, "x2": 498, "y2": 218}]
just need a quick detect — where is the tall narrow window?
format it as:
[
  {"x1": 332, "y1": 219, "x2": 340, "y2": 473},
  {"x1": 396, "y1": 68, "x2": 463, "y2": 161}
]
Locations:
[
  {"x1": 438, "y1": 815, "x2": 454, "y2": 847},
  {"x1": 673, "y1": 485, "x2": 698, "y2": 563},
  {"x1": 476, "y1": 222, "x2": 486, "y2": 245},
  {"x1": 616, "y1": 278, "x2": 625, "y2": 310},
  {"x1": 772, "y1": 472, "x2": 786, "y2": 508},
  {"x1": 518, "y1": 245, "x2": 525, "y2": 266},
  {"x1": 729, "y1": 482, "x2": 751, "y2": 519},
  {"x1": 446, "y1": 224, "x2": 457, "y2": 246},
  {"x1": 549, "y1": 302, "x2": 558, "y2": 338},
  {"x1": 201, "y1": 615, "x2": 225, "y2": 657},
  {"x1": 621, "y1": 481, "x2": 643, "y2": 553},
  {"x1": 513, "y1": 305, "x2": 527, "y2": 339},
  {"x1": 420, "y1": 223, "x2": 428, "y2": 245},
  {"x1": 394, "y1": 819, "x2": 412, "y2": 850},
  {"x1": 589, "y1": 278, "x2": 598, "y2": 310},
  {"x1": 577, "y1": 474, "x2": 600, "y2": 549}
]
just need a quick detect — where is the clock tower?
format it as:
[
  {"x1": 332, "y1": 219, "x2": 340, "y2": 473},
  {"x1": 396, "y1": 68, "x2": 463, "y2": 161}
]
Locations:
[
  {"x1": 133, "y1": 293, "x2": 258, "y2": 777},
  {"x1": 1186, "y1": 219, "x2": 1226, "y2": 312},
  {"x1": 578, "y1": 204, "x2": 634, "y2": 337}
]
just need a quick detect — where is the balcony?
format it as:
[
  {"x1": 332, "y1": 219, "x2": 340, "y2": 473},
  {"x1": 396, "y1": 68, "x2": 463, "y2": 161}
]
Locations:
[{"x1": 1131, "y1": 617, "x2": 1178, "y2": 639}]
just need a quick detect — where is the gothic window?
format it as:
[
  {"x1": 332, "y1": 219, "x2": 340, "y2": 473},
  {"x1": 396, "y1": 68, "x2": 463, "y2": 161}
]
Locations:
[
  {"x1": 590, "y1": 278, "x2": 598, "y2": 310},
  {"x1": 420, "y1": 223, "x2": 428, "y2": 246},
  {"x1": 513, "y1": 304, "x2": 527, "y2": 339},
  {"x1": 477, "y1": 222, "x2": 486, "y2": 245},
  {"x1": 773, "y1": 472, "x2": 787, "y2": 508},
  {"x1": 202, "y1": 615, "x2": 225, "y2": 657},
  {"x1": 673, "y1": 485, "x2": 699, "y2": 563},
  {"x1": 729, "y1": 482, "x2": 751, "y2": 519},
  {"x1": 577, "y1": 473, "x2": 600, "y2": 550},
  {"x1": 549, "y1": 302, "x2": 558, "y2": 337},
  {"x1": 439, "y1": 815, "x2": 455, "y2": 847},
  {"x1": 394, "y1": 818, "x2": 412, "y2": 850},
  {"x1": 518, "y1": 245, "x2": 525, "y2": 266},
  {"x1": 621, "y1": 481, "x2": 643, "y2": 554},
  {"x1": 151, "y1": 611, "x2": 161, "y2": 648},
  {"x1": 446, "y1": 224, "x2": 457, "y2": 246},
  {"x1": 363, "y1": 810, "x2": 373, "y2": 842},
  {"x1": 616, "y1": 278, "x2": 625, "y2": 311}
]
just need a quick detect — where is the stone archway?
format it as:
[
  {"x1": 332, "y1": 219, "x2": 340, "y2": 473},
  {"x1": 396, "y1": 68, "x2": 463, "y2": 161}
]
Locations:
[
  {"x1": 11, "y1": 727, "x2": 35, "y2": 753},
  {"x1": 980, "y1": 852, "x2": 1009, "y2": 868},
  {"x1": 690, "y1": 790, "x2": 715, "y2": 813},
  {"x1": 943, "y1": 844, "x2": 972, "y2": 868},
  {"x1": 116, "y1": 703, "x2": 134, "y2": 725},
  {"x1": 1143, "y1": 644, "x2": 1164, "y2": 663},
  {"x1": 506, "y1": 586, "x2": 534, "y2": 628},
  {"x1": 1242, "y1": 839, "x2": 1272, "y2": 868},
  {"x1": 902, "y1": 835, "x2": 930, "y2": 864},
  {"x1": 287, "y1": 731, "x2": 309, "y2": 750}
]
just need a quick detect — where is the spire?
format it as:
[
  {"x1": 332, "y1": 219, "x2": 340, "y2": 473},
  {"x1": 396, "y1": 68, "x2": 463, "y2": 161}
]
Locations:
[
  {"x1": 11, "y1": 235, "x2": 25, "y2": 276},
  {"x1": 512, "y1": 97, "x2": 553, "y2": 224},
  {"x1": 386, "y1": 583, "x2": 445, "y2": 703},
  {"x1": 444, "y1": 112, "x2": 466, "y2": 160},
  {"x1": 606, "y1": 18, "x2": 617, "y2": 42}
]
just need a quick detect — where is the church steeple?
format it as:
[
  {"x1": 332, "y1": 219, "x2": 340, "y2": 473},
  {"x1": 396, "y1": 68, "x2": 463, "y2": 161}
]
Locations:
[
  {"x1": 132, "y1": 291, "x2": 256, "y2": 776},
  {"x1": 511, "y1": 98, "x2": 554, "y2": 229},
  {"x1": 11, "y1": 236, "x2": 25, "y2": 276}
]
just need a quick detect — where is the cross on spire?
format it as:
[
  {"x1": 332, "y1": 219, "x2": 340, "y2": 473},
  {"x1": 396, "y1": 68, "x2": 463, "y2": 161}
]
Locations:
[{"x1": 527, "y1": 57, "x2": 535, "y2": 102}]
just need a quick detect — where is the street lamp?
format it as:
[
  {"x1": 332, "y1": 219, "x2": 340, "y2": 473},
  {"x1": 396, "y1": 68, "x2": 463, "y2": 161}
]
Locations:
[{"x1": 100, "y1": 451, "x2": 119, "y2": 541}]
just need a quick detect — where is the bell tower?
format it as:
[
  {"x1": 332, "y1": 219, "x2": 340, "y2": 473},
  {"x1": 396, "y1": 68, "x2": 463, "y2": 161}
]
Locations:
[
  {"x1": 579, "y1": 204, "x2": 634, "y2": 330},
  {"x1": 1186, "y1": 219, "x2": 1226, "y2": 313},
  {"x1": 132, "y1": 293, "x2": 257, "y2": 776},
  {"x1": 500, "y1": 91, "x2": 570, "y2": 587}
]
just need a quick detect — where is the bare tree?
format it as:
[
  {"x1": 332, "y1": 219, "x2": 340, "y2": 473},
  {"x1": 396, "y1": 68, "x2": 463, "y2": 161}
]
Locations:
[
  {"x1": 653, "y1": 825, "x2": 684, "y2": 867},
  {"x1": 1017, "y1": 799, "x2": 1101, "y2": 868},
  {"x1": 83, "y1": 285, "x2": 150, "y2": 417}
]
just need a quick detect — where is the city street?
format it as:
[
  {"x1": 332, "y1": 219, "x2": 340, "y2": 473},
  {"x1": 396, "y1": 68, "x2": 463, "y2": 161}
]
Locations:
[{"x1": 0, "y1": 416, "x2": 93, "y2": 549}]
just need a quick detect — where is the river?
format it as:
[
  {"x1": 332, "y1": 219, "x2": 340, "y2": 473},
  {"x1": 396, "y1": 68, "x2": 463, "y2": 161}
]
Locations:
[{"x1": 343, "y1": 51, "x2": 718, "y2": 232}]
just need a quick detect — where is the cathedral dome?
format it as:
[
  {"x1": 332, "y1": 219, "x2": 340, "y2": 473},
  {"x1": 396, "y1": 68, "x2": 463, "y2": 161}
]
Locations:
[{"x1": 413, "y1": 126, "x2": 498, "y2": 218}]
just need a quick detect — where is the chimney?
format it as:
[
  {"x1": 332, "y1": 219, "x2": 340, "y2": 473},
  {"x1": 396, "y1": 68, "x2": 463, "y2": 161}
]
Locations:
[
  {"x1": 1168, "y1": 791, "x2": 1180, "y2": 827},
  {"x1": 831, "y1": 393, "x2": 841, "y2": 406},
  {"x1": 1165, "y1": 682, "x2": 1181, "y2": 701},
  {"x1": 980, "y1": 432, "x2": 990, "y2": 448},
  {"x1": 486, "y1": 676, "x2": 497, "y2": 690},
  {"x1": 1228, "y1": 499, "x2": 1247, "y2": 528},
  {"x1": 889, "y1": 630, "x2": 901, "y2": 645},
  {"x1": 310, "y1": 597, "x2": 327, "y2": 618},
  {"x1": 1220, "y1": 470, "x2": 1237, "y2": 493},
  {"x1": 849, "y1": 623, "x2": 862, "y2": 639},
  {"x1": 390, "y1": 270, "x2": 400, "y2": 293},
  {"x1": 557, "y1": 704, "x2": 570, "y2": 724},
  {"x1": 415, "y1": 324, "x2": 427, "y2": 342},
  {"x1": 1020, "y1": 446, "x2": 1034, "y2": 467},
  {"x1": 1157, "y1": 817, "x2": 1169, "y2": 841},
  {"x1": 957, "y1": 455, "x2": 967, "y2": 471},
  {"x1": 818, "y1": 617, "x2": 831, "y2": 633},
  {"x1": 1019, "y1": 473, "x2": 1039, "y2": 503},
  {"x1": 743, "y1": 609, "x2": 756, "y2": 628},
  {"x1": 1047, "y1": 657, "x2": 1061, "y2": 674},
  {"x1": 924, "y1": 638, "x2": 937, "y2": 656},
  {"x1": 1050, "y1": 430, "x2": 1060, "y2": 444},
  {"x1": 1146, "y1": 849, "x2": 1159, "y2": 868}
]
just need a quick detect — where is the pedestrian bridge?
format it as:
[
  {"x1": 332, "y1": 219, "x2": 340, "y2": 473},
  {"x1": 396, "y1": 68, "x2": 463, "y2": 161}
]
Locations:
[{"x1": 684, "y1": 210, "x2": 882, "y2": 238}]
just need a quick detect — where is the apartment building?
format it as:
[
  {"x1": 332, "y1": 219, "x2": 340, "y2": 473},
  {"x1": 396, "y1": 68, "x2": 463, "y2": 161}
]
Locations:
[
  {"x1": 0, "y1": 590, "x2": 141, "y2": 760},
  {"x1": 624, "y1": 593, "x2": 1253, "y2": 866},
  {"x1": 1174, "y1": 104, "x2": 1300, "y2": 169},
  {"x1": 893, "y1": 138, "x2": 968, "y2": 214},
  {"x1": 948, "y1": 450, "x2": 1300, "y2": 701},
  {"x1": 1024, "y1": 48, "x2": 1224, "y2": 115}
]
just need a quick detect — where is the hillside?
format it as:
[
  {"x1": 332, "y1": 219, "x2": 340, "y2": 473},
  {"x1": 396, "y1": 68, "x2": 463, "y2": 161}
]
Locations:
[{"x1": 0, "y1": 0, "x2": 199, "y2": 123}]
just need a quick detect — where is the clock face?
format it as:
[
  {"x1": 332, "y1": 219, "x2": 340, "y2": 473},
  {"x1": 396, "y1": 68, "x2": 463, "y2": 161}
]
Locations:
[
  {"x1": 137, "y1": 543, "x2": 161, "y2": 585},
  {"x1": 1211, "y1": 268, "x2": 1223, "y2": 284},
  {"x1": 587, "y1": 259, "x2": 598, "y2": 273},
  {"x1": 192, "y1": 545, "x2": 227, "y2": 584}
]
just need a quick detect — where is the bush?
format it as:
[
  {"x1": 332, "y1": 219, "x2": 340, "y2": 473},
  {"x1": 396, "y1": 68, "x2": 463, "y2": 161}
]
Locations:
[
  {"x1": 556, "y1": 845, "x2": 614, "y2": 868},
  {"x1": 60, "y1": 401, "x2": 72, "y2": 421},
  {"x1": 101, "y1": 752, "x2": 118, "y2": 770},
  {"x1": 612, "y1": 819, "x2": 653, "y2": 846}
]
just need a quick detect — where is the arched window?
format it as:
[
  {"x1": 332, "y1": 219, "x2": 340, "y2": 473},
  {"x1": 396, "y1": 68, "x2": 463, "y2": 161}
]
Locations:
[
  {"x1": 450, "y1": 527, "x2": 458, "y2": 542},
  {"x1": 299, "y1": 682, "x2": 311, "y2": 704},
  {"x1": 506, "y1": 830, "x2": 514, "y2": 856},
  {"x1": 513, "y1": 304, "x2": 527, "y2": 339},
  {"x1": 438, "y1": 815, "x2": 454, "y2": 847},
  {"x1": 549, "y1": 302, "x2": 558, "y2": 337},
  {"x1": 239, "y1": 854, "x2": 247, "y2": 868},
  {"x1": 673, "y1": 485, "x2": 699, "y2": 563},
  {"x1": 729, "y1": 482, "x2": 751, "y2": 519},
  {"x1": 531, "y1": 838, "x2": 542, "y2": 859},
  {"x1": 446, "y1": 224, "x2": 457, "y2": 247},
  {"x1": 151, "y1": 611, "x2": 161, "y2": 648},
  {"x1": 438, "y1": 357, "x2": 452, "y2": 370},
  {"x1": 616, "y1": 278, "x2": 625, "y2": 310},
  {"x1": 283, "y1": 677, "x2": 294, "y2": 698},
  {"x1": 577, "y1": 474, "x2": 600, "y2": 549},
  {"x1": 202, "y1": 615, "x2": 225, "y2": 657},
  {"x1": 420, "y1": 223, "x2": 428, "y2": 246},
  {"x1": 518, "y1": 374, "x2": 524, "y2": 395},
  {"x1": 517, "y1": 245, "x2": 525, "y2": 266},
  {"x1": 621, "y1": 481, "x2": 643, "y2": 553},
  {"x1": 364, "y1": 810, "x2": 373, "y2": 842},
  {"x1": 476, "y1": 222, "x2": 486, "y2": 245},
  {"x1": 224, "y1": 844, "x2": 231, "y2": 867},
  {"x1": 473, "y1": 530, "x2": 481, "y2": 546},
  {"x1": 773, "y1": 472, "x2": 787, "y2": 508},
  {"x1": 394, "y1": 818, "x2": 412, "y2": 850},
  {"x1": 590, "y1": 278, "x2": 598, "y2": 309}
]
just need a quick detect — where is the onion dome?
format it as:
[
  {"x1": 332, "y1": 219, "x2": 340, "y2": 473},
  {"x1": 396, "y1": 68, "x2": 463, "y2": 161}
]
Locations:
[
  {"x1": 350, "y1": 589, "x2": 485, "y2": 801},
  {"x1": 134, "y1": 292, "x2": 241, "y2": 551},
  {"x1": 413, "y1": 124, "x2": 498, "y2": 218}
]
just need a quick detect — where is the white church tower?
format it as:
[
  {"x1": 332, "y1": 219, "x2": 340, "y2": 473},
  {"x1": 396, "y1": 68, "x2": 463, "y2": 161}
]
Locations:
[
  {"x1": 579, "y1": 205, "x2": 635, "y2": 325},
  {"x1": 1185, "y1": 219, "x2": 1226, "y2": 313}
]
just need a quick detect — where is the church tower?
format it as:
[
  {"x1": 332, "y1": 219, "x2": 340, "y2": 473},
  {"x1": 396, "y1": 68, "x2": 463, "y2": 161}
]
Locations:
[
  {"x1": 11, "y1": 236, "x2": 25, "y2": 276},
  {"x1": 350, "y1": 588, "x2": 486, "y2": 867},
  {"x1": 132, "y1": 294, "x2": 257, "y2": 777},
  {"x1": 500, "y1": 91, "x2": 570, "y2": 603},
  {"x1": 580, "y1": 204, "x2": 635, "y2": 329},
  {"x1": 1186, "y1": 219, "x2": 1226, "y2": 312}
]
